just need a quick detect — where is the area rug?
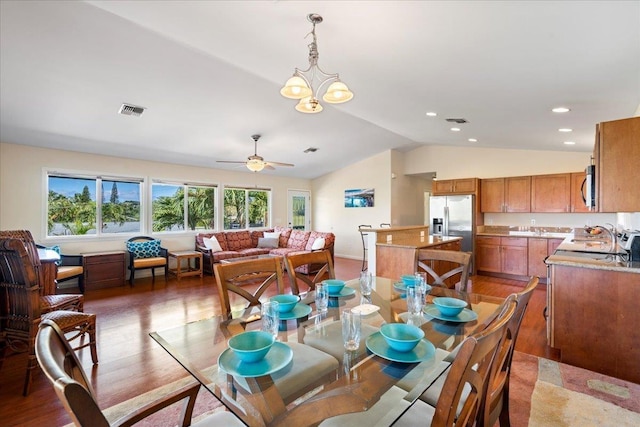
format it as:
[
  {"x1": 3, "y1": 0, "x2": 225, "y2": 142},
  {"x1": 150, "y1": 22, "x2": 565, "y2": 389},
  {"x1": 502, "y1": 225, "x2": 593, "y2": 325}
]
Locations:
[{"x1": 69, "y1": 353, "x2": 640, "y2": 426}]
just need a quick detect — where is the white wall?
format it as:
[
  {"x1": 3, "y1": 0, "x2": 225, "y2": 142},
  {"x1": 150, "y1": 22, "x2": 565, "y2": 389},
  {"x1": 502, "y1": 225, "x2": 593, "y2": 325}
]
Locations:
[
  {"x1": 0, "y1": 142, "x2": 310, "y2": 254},
  {"x1": 390, "y1": 150, "x2": 428, "y2": 227},
  {"x1": 312, "y1": 151, "x2": 392, "y2": 260}
]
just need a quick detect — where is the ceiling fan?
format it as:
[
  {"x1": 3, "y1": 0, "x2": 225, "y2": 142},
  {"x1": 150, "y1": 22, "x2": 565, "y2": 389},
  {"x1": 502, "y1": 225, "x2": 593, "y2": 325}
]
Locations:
[{"x1": 216, "y1": 134, "x2": 295, "y2": 172}]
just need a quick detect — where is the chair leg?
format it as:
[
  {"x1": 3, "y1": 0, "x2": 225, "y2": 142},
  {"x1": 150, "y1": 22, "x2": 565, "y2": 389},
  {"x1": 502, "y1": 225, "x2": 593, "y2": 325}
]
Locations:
[
  {"x1": 129, "y1": 269, "x2": 135, "y2": 286},
  {"x1": 78, "y1": 273, "x2": 85, "y2": 294},
  {"x1": 89, "y1": 322, "x2": 98, "y2": 364},
  {"x1": 151, "y1": 268, "x2": 155, "y2": 283},
  {"x1": 22, "y1": 350, "x2": 37, "y2": 396}
]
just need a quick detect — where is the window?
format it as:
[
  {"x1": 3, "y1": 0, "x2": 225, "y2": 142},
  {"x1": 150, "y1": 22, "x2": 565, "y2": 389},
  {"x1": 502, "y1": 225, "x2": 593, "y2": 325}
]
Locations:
[
  {"x1": 47, "y1": 174, "x2": 142, "y2": 236},
  {"x1": 223, "y1": 187, "x2": 270, "y2": 230},
  {"x1": 151, "y1": 182, "x2": 216, "y2": 232}
]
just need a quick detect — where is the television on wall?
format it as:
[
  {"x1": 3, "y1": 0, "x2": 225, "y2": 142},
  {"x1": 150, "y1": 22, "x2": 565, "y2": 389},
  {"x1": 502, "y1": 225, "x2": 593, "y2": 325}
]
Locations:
[{"x1": 345, "y1": 188, "x2": 374, "y2": 208}]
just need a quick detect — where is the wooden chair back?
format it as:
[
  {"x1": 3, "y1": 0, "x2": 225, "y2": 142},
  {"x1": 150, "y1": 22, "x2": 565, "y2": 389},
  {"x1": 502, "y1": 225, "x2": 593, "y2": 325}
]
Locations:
[
  {"x1": 285, "y1": 250, "x2": 335, "y2": 294},
  {"x1": 432, "y1": 296, "x2": 516, "y2": 427},
  {"x1": 417, "y1": 249, "x2": 472, "y2": 291},
  {"x1": 481, "y1": 276, "x2": 539, "y2": 427},
  {"x1": 35, "y1": 319, "x2": 106, "y2": 426},
  {"x1": 214, "y1": 257, "x2": 285, "y2": 320}
]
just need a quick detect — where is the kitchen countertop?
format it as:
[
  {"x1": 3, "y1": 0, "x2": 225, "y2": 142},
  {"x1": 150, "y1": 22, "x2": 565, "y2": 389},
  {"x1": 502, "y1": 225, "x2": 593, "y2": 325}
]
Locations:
[
  {"x1": 376, "y1": 235, "x2": 462, "y2": 249},
  {"x1": 545, "y1": 235, "x2": 640, "y2": 273},
  {"x1": 477, "y1": 225, "x2": 571, "y2": 239}
]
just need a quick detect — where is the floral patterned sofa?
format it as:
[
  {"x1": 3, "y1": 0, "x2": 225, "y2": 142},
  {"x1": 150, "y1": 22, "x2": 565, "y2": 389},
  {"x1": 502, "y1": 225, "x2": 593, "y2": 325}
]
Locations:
[{"x1": 195, "y1": 226, "x2": 335, "y2": 275}]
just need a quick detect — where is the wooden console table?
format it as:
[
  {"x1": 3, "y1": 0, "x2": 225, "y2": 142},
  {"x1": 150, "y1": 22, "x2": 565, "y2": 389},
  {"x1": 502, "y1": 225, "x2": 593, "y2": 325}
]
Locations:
[
  {"x1": 168, "y1": 250, "x2": 203, "y2": 281},
  {"x1": 83, "y1": 251, "x2": 126, "y2": 289}
]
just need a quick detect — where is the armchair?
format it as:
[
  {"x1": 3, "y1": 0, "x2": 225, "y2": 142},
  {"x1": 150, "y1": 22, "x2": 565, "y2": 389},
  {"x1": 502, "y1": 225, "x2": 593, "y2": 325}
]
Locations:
[
  {"x1": 126, "y1": 236, "x2": 168, "y2": 286},
  {"x1": 36, "y1": 244, "x2": 85, "y2": 293}
]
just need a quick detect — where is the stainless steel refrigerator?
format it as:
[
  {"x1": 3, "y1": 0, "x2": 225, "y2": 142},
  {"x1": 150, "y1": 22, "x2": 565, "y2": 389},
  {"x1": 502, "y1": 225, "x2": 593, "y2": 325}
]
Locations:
[{"x1": 429, "y1": 194, "x2": 475, "y2": 269}]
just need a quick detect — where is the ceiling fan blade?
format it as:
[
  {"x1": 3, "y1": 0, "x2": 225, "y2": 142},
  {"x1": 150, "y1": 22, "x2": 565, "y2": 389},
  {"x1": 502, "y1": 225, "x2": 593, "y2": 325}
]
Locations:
[
  {"x1": 216, "y1": 160, "x2": 247, "y2": 164},
  {"x1": 264, "y1": 164, "x2": 276, "y2": 170},
  {"x1": 265, "y1": 161, "x2": 295, "y2": 167}
]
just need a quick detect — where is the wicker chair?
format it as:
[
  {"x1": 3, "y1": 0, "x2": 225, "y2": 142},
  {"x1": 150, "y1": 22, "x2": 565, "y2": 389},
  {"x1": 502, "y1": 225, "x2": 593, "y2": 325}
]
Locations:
[
  {"x1": 0, "y1": 230, "x2": 83, "y2": 313},
  {"x1": 0, "y1": 238, "x2": 97, "y2": 396},
  {"x1": 285, "y1": 250, "x2": 335, "y2": 295}
]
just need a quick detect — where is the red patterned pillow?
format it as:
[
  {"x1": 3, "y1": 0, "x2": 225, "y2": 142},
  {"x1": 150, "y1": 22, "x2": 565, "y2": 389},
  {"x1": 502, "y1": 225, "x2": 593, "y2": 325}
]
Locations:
[
  {"x1": 225, "y1": 231, "x2": 252, "y2": 251},
  {"x1": 288, "y1": 230, "x2": 311, "y2": 250},
  {"x1": 274, "y1": 226, "x2": 292, "y2": 248}
]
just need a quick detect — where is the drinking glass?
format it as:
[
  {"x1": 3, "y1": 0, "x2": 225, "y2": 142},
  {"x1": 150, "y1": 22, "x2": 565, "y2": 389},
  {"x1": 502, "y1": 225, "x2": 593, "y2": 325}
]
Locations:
[
  {"x1": 406, "y1": 286, "x2": 424, "y2": 316},
  {"x1": 261, "y1": 300, "x2": 279, "y2": 338},
  {"x1": 359, "y1": 271, "x2": 373, "y2": 296},
  {"x1": 315, "y1": 283, "x2": 329, "y2": 313},
  {"x1": 342, "y1": 309, "x2": 361, "y2": 351}
]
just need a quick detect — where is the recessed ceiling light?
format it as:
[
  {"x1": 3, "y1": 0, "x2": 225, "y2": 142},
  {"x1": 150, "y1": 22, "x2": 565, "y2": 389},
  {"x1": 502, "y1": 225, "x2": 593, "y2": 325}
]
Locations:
[
  {"x1": 450, "y1": 127, "x2": 461, "y2": 132},
  {"x1": 426, "y1": 112, "x2": 437, "y2": 117},
  {"x1": 558, "y1": 128, "x2": 573, "y2": 132},
  {"x1": 552, "y1": 107, "x2": 571, "y2": 113},
  {"x1": 563, "y1": 141, "x2": 576, "y2": 145},
  {"x1": 468, "y1": 138, "x2": 478, "y2": 142}
]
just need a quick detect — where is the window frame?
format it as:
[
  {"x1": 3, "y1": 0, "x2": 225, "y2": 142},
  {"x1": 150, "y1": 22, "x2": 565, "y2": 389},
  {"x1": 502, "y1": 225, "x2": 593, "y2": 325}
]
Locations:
[
  {"x1": 150, "y1": 180, "x2": 218, "y2": 234},
  {"x1": 44, "y1": 170, "x2": 145, "y2": 240},
  {"x1": 222, "y1": 185, "x2": 272, "y2": 231}
]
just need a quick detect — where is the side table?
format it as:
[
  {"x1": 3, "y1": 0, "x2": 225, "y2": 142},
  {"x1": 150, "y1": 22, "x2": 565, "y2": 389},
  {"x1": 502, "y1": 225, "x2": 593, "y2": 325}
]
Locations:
[
  {"x1": 83, "y1": 251, "x2": 126, "y2": 289},
  {"x1": 168, "y1": 250, "x2": 203, "y2": 281}
]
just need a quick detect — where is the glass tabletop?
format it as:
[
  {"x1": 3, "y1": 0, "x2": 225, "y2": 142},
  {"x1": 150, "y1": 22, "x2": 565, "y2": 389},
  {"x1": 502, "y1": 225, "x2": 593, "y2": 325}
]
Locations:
[{"x1": 149, "y1": 277, "x2": 503, "y2": 426}]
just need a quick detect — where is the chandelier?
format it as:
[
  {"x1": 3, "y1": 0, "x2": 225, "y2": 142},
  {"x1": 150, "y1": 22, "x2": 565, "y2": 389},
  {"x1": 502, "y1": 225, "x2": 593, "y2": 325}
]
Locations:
[{"x1": 280, "y1": 13, "x2": 354, "y2": 114}]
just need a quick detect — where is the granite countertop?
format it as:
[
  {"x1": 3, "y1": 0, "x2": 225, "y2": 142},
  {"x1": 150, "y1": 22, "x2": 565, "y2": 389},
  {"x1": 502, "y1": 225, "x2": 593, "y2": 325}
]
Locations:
[
  {"x1": 477, "y1": 225, "x2": 572, "y2": 239},
  {"x1": 545, "y1": 253, "x2": 640, "y2": 273},
  {"x1": 376, "y1": 235, "x2": 462, "y2": 248}
]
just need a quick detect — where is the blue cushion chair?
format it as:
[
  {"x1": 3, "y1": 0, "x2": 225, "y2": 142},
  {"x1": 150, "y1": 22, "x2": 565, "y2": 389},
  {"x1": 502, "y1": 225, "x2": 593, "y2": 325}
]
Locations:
[{"x1": 126, "y1": 236, "x2": 168, "y2": 286}]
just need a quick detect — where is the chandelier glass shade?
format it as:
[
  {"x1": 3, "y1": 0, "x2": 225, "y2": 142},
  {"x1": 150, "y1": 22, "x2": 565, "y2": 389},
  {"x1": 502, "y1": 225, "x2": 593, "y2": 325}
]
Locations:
[
  {"x1": 280, "y1": 14, "x2": 353, "y2": 114},
  {"x1": 246, "y1": 158, "x2": 265, "y2": 172}
]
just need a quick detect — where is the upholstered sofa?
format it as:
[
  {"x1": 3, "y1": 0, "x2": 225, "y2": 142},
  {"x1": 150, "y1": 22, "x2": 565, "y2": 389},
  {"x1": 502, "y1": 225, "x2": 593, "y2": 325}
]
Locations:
[{"x1": 195, "y1": 226, "x2": 335, "y2": 275}]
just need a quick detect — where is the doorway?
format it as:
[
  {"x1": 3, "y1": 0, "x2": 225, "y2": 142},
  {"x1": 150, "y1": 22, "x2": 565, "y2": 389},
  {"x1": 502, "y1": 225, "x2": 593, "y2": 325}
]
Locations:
[{"x1": 287, "y1": 190, "x2": 310, "y2": 230}]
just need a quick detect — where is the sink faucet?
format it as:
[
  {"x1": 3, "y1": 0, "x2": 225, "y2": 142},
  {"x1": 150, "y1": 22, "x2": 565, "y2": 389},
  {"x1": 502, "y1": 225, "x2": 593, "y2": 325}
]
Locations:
[{"x1": 597, "y1": 223, "x2": 617, "y2": 250}]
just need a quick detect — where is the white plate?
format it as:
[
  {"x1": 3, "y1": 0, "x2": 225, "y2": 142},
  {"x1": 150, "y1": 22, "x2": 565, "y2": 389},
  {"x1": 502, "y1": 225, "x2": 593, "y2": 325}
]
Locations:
[{"x1": 351, "y1": 304, "x2": 380, "y2": 316}]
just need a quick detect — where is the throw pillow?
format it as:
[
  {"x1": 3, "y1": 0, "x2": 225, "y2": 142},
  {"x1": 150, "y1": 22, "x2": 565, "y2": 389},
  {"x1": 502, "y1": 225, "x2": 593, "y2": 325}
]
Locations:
[
  {"x1": 263, "y1": 231, "x2": 280, "y2": 240},
  {"x1": 203, "y1": 236, "x2": 223, "y2": 253},
  {"x1": 46, "y1": 245, "x2": 62, "y2": 266},
  {"x1": 311, "y1": 237, "x2": 326, "y2": 250},
  {"x1": 257, "y1": 237, "x2": 279, "y2": 249},
  {"x1": 127, "y1": 239, "x2": 161, "y2": 259}
]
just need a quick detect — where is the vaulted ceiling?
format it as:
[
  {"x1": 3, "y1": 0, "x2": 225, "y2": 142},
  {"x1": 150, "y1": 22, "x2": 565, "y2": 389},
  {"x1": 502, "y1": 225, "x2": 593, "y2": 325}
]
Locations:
[{"x1": 1, "y1": 1, "x2": 638, "y2": 179}]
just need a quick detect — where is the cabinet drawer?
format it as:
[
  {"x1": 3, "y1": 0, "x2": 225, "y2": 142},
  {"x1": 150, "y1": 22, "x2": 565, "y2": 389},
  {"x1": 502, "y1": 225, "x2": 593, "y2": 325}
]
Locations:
[
  {"x1": 477, "y1": 236, "x2": 500, "y2": 245},
  {"x1": 501, "y1": 237, "x2": 528, "y2": 247},
  {"x1": 84, "y1": 253, "x2": 124, "y2": 265}
]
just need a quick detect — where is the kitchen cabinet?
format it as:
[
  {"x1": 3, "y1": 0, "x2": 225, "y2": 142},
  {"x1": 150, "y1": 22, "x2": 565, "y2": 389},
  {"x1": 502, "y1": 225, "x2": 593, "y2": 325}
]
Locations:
[
  {"x1": 432, "y1": 178, "x2": 478, "y2": 195},
  {"x1": 570, "y1": 172, "x2": 590, "y2": 213},
  {"x1": 476, "y1": 236, "x2": 528, "y2": 277},
  {"x1": 596, "y1": 116, "x2": 640, "y2": 212},
  {"x1": 480, "y1": 176, "x2": 531, "y2": 213},
  {"x1": 528, "y1": 238, "x2": 563, "y2": 281},
  {"x1": 531, "y1": 173, "x2": 571, "y2": 212}
]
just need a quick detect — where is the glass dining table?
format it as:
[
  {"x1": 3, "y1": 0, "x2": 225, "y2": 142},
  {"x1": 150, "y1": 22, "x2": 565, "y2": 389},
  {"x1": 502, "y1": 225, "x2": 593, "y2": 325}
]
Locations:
[{"x1": 150, "y1": 277, "x2": 504, "y2": 426}]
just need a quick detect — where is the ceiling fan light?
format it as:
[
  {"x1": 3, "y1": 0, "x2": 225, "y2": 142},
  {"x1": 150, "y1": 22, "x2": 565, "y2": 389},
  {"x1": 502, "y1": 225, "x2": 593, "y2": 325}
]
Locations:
[
  {"x1": 322, "y1": 81, "x2": 354, "y2": 104},
  {"x1": 295, "y1": 97, "x2": 323, "y2": 113},
  {"x1": 280, "y1": 76, "x2": 312, "y2": 99},
  {"x1": 246, "y1": 159, "x2": 265, "y2": 172}
]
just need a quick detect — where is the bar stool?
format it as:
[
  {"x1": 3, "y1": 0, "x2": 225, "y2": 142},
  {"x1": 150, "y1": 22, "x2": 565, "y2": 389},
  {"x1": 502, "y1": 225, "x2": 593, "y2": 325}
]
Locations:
[{"x1": 358, "y1": 225, "x2": 372, "y2": 272}]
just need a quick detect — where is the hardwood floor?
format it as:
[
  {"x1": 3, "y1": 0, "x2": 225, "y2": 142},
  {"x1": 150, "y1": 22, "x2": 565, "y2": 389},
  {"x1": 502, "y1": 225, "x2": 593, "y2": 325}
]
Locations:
[{"x1": 0, "y1": 257, "x2": 558, "y2": 426}]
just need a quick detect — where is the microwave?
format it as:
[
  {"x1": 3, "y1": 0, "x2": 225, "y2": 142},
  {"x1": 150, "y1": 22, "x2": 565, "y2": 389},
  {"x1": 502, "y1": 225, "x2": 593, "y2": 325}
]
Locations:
[{"x1": 584, "y1": 165, "x2": 596, "y2": 210}]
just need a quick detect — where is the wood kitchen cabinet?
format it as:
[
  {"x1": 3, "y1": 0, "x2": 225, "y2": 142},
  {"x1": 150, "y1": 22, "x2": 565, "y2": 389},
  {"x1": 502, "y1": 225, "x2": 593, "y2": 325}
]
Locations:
[
  {"x1": 570, "y1": 172, "x2": 591, "y2": 213},
  {"x1": 531, "y1": 173, "x2": 571, "y2": 212},
  {"x1": 528, "y1": 238, "x2": 563, "y2": 281},
  {"x1": 432, "y1": 178, "x2": 478, "y2": 195},
  {"x1": 596, "y1": 116, "x2": 640, "y2": 212},
  {"x1": 476, "y1": 236, "x2": 528, "y2": 277},
  {"x1": 480, "y1": 176, "x2": 531, "y2": 213}
]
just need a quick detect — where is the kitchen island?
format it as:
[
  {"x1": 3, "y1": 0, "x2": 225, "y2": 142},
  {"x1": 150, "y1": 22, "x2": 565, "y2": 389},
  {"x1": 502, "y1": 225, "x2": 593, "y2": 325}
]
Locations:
[
  {"x1": 545, "y1": 241, "x2": 640, "y2": 383},
  {"x1": 375, "y1": 234, "x2": 462, "y2": 281},
  {"x1": 359, "y1": 225, "x2": 430, "y2": 274}
]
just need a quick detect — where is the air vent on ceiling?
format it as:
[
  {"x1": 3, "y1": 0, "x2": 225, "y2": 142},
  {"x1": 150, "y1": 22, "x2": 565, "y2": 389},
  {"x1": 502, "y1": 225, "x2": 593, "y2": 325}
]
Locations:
[
  {"x1": 445, "y1": 118, "x2": 468, "y2": 124},
  {"x1": 304, "y1": 147, "x2": 318, "y2": 153},
  {"x1": 119, "y1": 103, "x2": 145, "y2": 117}
]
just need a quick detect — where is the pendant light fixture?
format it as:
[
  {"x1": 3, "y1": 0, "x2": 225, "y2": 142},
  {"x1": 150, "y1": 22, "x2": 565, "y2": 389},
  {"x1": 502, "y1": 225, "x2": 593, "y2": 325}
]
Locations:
[{"x1": 280, "y1": 13, "x2": 354, "y2": 113}]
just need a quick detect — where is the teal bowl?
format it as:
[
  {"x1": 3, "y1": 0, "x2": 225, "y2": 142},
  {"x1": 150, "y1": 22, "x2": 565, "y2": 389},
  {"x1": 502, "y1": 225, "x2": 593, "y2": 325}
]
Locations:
[
  {"x1": 323, "y1": 279, "x2": 345, "y2": 295},
  {"x1": 400, "y1": 275, "x2": 419, "y2": 287},
  {"x1": 228, "y1": 331, "x2": 275, "y2": 363},
  {"x1": 380, "y1": 323, "x2": 425, "y2": 352},
  {"x1": 433, "y1": 297, "x2": 467, "y2": 317},
  {"x1": 270, "y1": 294, "x2": 300, "y2": 313}
]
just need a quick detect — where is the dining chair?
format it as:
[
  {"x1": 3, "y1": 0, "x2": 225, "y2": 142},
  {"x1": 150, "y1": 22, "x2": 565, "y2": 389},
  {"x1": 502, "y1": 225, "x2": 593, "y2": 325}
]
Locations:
[
  {"x1": 417, "y1": 248, "x2": 472, "y2": 291},
  {"x1": 285, "y1": 249, "x2": 335, "y2": 295},
  {"x1": 0, "y1": 230, "x2": 83, "y2": 313},
  {"x1": 214, "y1": 257, "x2": 339, "y2": 411},
  {"x1": 126, "y1": 236, "x2": 168, "y2": 285},
  {"x1": 419, "y1": 278, "x2": 540, "y2": 426},
  {"x1": 0, "y1": 238, "x2": 98, "y2": 396},
  {"x1": 394, "y1": 296, "x2": 517, "y2": 427},
  {"x1": 36, "y1": 319, "x2": 245, "y2": 427},
  {"x1": 214, "y1": 256, "x2": 286, "y2": 320}
]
